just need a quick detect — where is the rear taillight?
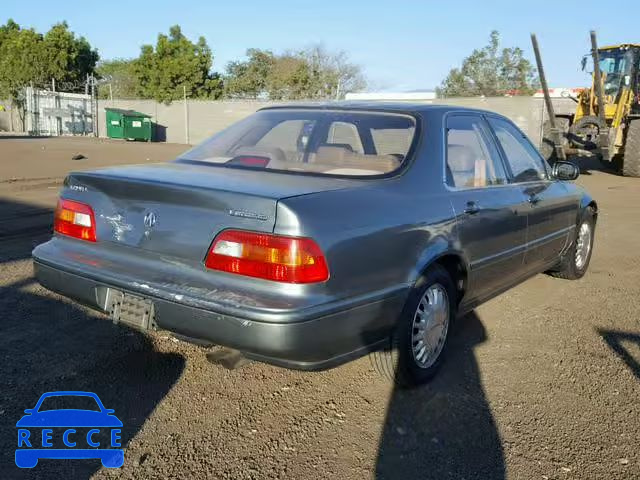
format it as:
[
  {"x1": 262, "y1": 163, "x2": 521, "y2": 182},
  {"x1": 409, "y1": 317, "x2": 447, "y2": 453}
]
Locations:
[
  {"x1": 205, "y1": 230, "x2": 329, "y2": 283},
  {"x1": 54, "y1": 198, "x2": 97, "y2": 242}
]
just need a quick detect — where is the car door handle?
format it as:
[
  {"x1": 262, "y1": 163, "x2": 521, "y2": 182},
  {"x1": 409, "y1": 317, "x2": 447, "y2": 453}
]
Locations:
[
  {"x1": 528, "y1": 194, "x2": 541, "y2": 205},
  {"x1": 464, "y1": 201, "x2": 480, "y2": 215}
]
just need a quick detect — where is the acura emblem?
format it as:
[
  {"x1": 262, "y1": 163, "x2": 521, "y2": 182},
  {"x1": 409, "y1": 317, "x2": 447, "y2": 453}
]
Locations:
[{"x1": 143, "y1": 211, "x2": 158, "y2": 228}]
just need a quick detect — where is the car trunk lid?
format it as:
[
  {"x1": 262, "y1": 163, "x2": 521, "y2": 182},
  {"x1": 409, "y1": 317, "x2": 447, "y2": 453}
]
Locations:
[{"x1": 64, "y1": 162, "x2": 353, "y2": 265}]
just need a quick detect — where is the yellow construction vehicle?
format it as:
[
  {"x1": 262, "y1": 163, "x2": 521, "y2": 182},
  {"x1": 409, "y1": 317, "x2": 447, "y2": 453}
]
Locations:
[{"x1": 533, "y1": 31, "x2": 640, "y2": 177}]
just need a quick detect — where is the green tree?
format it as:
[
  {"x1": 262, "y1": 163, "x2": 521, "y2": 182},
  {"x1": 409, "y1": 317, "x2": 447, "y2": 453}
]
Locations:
[
  {"x1": 224, "y1": 48, "x2": 276, "y2": 99},
  {"x1": 0, "y1": 19, "x2": 98, "y2": 100},
  {"x1": 42, "y1": 22, "x2": 99, "y2": 90},
  {"x1": 96, "y1": 59, "x2": 138, "y2": 99},
  {"x1": 437, "y1": 31, "x2": 538, "y2": 97},
  {"x1": 134, "y1": 25, "x2": 223, "y2": 103},
  {"x1": 266, "y1": 52, "x2": 312, "y2": 100},
  {"x1": 0, "y1": 21, "x2": 47, "y2": 99},
  {"x1": 223, "y1": 45, "x2": 366, "y2": 100}
]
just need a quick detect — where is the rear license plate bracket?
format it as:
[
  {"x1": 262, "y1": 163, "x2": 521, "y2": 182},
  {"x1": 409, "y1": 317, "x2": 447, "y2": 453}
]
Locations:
[{"x1": 105, "y1": 288, "x2": 156, "y2": 331}]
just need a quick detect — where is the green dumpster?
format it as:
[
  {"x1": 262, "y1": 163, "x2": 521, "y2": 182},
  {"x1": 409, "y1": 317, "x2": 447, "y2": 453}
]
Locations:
[{"x1": 105, "y1": 108, "x2": 153, "y2": 142}]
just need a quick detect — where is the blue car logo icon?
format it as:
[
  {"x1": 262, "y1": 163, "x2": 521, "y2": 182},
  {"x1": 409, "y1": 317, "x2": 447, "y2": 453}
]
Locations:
[{"x1": 15, "y1": 391, "x2": 124, "y2": 468}]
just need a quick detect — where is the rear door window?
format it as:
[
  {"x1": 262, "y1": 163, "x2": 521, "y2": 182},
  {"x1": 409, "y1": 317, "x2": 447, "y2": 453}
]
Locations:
[{"x1": 446, "y1": 115, "x2": 508, "y2": 188}]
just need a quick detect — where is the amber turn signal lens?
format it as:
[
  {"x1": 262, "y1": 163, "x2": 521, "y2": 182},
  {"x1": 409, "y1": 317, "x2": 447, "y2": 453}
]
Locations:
[{"x1": 54, "y1": 198, "x2": 97, "y2": 242}]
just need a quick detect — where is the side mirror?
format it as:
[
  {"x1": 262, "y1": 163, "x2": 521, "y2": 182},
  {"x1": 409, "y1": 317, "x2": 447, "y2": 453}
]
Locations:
[
  {"x1": 552, "y1": 161, "x2": 580, "y2": 181},
  {"x1": 105, "y1": 409, "x2": 115, "y2": 414},
  {"x1": 581, "y1": 55, "x2": 593, "y2": 74},
  {"x1": 23, "y1": 409, "x2": 34, "y2": 414}
]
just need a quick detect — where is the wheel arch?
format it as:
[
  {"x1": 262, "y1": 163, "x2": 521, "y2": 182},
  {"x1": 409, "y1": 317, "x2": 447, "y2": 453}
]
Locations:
[
  {"x1": 580, "y1": 195, "x2": 599, "y2": 223},
  {"x1": 411, "y1": 244, "x2": 469, "y2": 306}
]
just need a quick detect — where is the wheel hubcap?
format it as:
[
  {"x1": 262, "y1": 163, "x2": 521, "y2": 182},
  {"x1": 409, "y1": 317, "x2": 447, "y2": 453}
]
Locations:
[
  {"x1": 575, "y1": 222, "x2": 592, "y2": 269},
  {"x1": 411, "y1": 284, "x2": 449, "y2": 369}
]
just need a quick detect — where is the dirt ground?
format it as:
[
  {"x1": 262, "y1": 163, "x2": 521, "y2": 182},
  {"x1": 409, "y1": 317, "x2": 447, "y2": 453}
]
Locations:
[{"x1": 0, "y1": 137, "x2": 638, "y2": 480}]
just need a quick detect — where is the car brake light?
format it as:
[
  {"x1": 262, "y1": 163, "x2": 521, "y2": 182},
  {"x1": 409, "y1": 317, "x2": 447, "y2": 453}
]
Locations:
[
  {"x1": 54, "y1": 198, "x2": 97, "y2": 242},
  {"x1": 227, "y1": 156, "x2": 270, "y2": 167},
  {"x1": 205, "y1": 230, "x2": 329, "y2": 283}
]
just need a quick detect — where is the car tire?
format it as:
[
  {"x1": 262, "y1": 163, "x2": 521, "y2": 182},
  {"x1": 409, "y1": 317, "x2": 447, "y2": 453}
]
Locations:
[
  {"x1": 371, "y1": 265, "x2": 456, "y2": 388},
  {"x1": 549, "y1": 207, "x2": 595, "y2": 280},
  {"x1": 541, "y1": 117, "x2": 570, "y2": 163},
  {"x1": 622, "y1": 119, "x2": 640, "y2": 177}
]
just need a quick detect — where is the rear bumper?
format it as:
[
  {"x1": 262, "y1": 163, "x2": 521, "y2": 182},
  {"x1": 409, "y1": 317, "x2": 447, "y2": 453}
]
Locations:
[{"x1": 33, "y1": 245, "x2": 406, "y2": 370}]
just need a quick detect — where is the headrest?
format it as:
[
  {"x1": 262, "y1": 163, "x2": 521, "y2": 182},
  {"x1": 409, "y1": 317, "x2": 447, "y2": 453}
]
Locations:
[
  {"x1": 447, "y1": 144, "x2": 475, "y2": 172},
  {"x1": 315, "y1": 146, "x2": 349, "y2": 164},
  {"x1": 320, "y1": 143, "x2": 355, "y2": 152}
]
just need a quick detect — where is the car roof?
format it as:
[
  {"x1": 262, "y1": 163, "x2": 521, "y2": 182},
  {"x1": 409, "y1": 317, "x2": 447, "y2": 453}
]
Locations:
[{"x1": 258, "y1": 101, "x2": 504, "y2": 117}]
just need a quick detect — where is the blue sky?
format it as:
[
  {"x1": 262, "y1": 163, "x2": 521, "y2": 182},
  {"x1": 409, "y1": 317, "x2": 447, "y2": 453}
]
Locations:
[{"x1": 3, "y1": 0, "x2": 639, "y2": 91}]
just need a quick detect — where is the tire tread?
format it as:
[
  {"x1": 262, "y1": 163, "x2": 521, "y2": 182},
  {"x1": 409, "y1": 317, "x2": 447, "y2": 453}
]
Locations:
[{"x1": 622, "y1": 120, "x2": 640, "y2": 177}]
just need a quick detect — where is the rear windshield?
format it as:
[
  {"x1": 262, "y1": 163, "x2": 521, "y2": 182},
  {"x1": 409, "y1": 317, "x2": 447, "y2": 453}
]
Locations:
[{"x1": 178, "y1": 109, "x2": 417, "y2": 177}]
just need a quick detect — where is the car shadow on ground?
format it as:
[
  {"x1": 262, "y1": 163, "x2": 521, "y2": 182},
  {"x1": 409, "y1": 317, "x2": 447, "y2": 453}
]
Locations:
[
  {"x1": 566, "y1": 153, "x2": 621, "y2": 177},
  {"x1": 0, "y1": 199, "x2": 185, "y2": 479},
  {"x1": 0, "y1": 277, "x2": 185, "y2": 479},
  {"x1": 598, "y1": 329, "x2": 640, "y2": 381},
  {"x1": 375, "y1": 311, "x2": 505, "y2": 480}
]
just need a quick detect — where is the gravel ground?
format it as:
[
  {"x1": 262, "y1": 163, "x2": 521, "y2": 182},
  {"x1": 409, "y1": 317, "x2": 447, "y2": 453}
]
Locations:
[{"x1": 0, "y1": 138, "x2": 638, "y2": 480}]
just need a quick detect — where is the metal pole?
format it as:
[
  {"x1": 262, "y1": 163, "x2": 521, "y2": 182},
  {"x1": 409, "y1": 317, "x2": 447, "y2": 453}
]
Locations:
[
  {"x1": 183, "y1": 85, "x2": 190, "y2": 144},
  {"x1": 531, "y1": 33, "x2": 566, "y2": 160},
  {"x1": 109, "y1": 84, "x2": 113, "y2": 102},
  {"x1": 90, "y1": 75, "x2": 97, "y2": 138},
  {"x1": 590, "y1": 30, "x2": 610, "y2": 161},
  {"x1": 539, "y1": 95, "x2": 546, "y2": 147},
  {"x1": 30, "y1": 81, "x2": 36, "y2": 136},
  {"x1": 52, "y1": 78, "x2": 56, "y2": 92},
  {"x1": 590, "y1": 31, "x2": 606, "y2": 123}
]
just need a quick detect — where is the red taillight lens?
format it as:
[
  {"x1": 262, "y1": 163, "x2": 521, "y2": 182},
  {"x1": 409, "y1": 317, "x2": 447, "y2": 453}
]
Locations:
[
  {"x1": 227, "y1": 156, "x2": 270, "y2": 167},
  {"x1": 205, "y1": 230, "x2": 329, "y2": 283},
  {"x1": 54, "y1": 198, "x2": 97, "y2": 242}
]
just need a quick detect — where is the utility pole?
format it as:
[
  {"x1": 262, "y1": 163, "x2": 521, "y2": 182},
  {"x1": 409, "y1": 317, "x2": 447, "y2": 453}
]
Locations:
[
  {"x1": 90, "y1": 75, "x2": 98, "y2": 138},
  {"x1": 52, "y1": 78, "x2": 56, "y2": 92},
  {"x1": 108, "y1": 84, "x2": 113, "y2": 102},
  {"x1": 183, "y1": 85, "x2": 190, "y2": 144}
]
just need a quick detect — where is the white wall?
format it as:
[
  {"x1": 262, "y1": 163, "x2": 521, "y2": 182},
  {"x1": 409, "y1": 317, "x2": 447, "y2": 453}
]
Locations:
[{"x1": 95, "y1": 97, "x2": 576, "y2": 147}]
